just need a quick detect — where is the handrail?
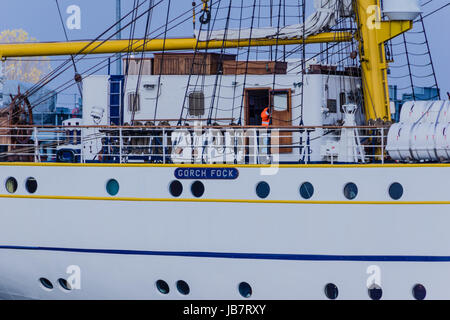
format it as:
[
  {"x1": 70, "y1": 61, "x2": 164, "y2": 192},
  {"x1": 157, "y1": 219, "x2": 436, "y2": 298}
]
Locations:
[
  {"x1": 0, "y1": 124, "x2": 392, "y2": 130},
  {"x1": 0, "y1": 124, "x2": 387, "y2": 165}
]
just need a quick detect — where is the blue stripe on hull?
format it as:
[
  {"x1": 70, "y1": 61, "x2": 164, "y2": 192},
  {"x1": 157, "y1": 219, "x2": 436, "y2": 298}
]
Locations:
[{"x1": 0, "y1": 245, "x2": 449, "y2": 262}]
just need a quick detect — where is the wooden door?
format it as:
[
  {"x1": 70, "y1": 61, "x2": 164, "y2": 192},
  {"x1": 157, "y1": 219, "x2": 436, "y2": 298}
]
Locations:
[{"x1": 271, "y1": 90, "x2": 292, "y2": 154}]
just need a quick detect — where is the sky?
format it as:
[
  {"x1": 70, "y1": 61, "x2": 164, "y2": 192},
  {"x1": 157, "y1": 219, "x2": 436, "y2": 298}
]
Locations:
[{"x1": 0, "y1": 0, "x2": 448, "y2": 107}]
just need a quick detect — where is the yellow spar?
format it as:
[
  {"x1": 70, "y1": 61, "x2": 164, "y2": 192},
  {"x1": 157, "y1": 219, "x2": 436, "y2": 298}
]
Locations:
[{"x1": 0, "y1": 32, "x2": 352, "y2": 58}]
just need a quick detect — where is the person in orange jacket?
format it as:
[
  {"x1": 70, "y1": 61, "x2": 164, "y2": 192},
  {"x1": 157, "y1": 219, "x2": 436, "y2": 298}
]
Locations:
[
  {"x1": 260, "y1": 106, "x2": 272, "y2": 159},
  {"x1": 261, "y1": 106, "x2": 271, "y2": 127}
]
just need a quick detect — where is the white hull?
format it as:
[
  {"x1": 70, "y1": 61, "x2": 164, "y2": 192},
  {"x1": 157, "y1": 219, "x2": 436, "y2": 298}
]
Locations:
[{"x1": 0, "y1": 163, "x2": 449, "y2": 299}]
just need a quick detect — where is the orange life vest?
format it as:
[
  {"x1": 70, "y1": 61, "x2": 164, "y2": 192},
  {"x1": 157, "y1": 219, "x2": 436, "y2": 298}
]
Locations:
[{"x1": 261, "y1": 107, "x2": 270, "y2": 127}]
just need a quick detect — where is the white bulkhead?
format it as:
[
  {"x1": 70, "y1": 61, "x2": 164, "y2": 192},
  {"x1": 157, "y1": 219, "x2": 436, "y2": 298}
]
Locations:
[{"x1": 81, "y1": 73, "x2": 362, "y2": 163}]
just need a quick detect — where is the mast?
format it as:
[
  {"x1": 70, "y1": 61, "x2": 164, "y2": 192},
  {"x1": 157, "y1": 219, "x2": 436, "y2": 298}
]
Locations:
[{"x1": 354, "y1": 0, "x2": 413, "y2": 123}]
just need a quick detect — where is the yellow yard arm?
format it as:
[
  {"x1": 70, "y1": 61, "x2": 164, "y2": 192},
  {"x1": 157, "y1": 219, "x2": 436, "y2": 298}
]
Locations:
[{"x1": 0, "y1": 32, "x2": 352, "y2": 58}]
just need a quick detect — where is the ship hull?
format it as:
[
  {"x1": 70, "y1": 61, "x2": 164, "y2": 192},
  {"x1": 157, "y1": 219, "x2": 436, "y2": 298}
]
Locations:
[{"x1": 0, "y1": 163, "x2": 449, "y2": 300}]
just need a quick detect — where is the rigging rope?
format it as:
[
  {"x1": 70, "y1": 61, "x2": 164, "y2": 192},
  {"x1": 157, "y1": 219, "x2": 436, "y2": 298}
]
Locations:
[
  {"x1": 207, "y1": 0, "x2": 233, "y2": 125},
  {"x1": 177, "y1": 0, "x2": 223, "y2": 125},
  {"x1": 237, "y1": 0, "x2": 258, "y2": 125},
  {"x1": 132, "y1": 0, "x2": 157, "y2": 125},
  {"x1": 230, "y1": 0, "x2": 245, "y2": 124},
  {"x1": 153, "y1": 0, "x2": 171, "y2": 122},
  {"x1": 0, "y1": 0, "x2": 160, "y2": 127},
  {"x1": 55, "y1": 0, "x2": 83, "y2": 98}
]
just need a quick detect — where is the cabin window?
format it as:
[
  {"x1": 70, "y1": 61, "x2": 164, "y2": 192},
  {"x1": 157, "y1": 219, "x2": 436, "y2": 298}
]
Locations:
[
  {"x1": 273, "y1": 91, "x2": 289, "y2": 112},
  {"x1": 343, "y1": 182, "x2": 358, "y2": 200},
  {"x1": 368, "y1": 284, "x2": 383, "y2": 300},
  {"x1": 327, "y1": 99, "x2": 337, "y2": 113},
  {"x1": 156, "y1": 280, "x2": 170, "y2": 294},
  {"x1": 5, "y1": 177, "x2": 18, "y2": 194},
  {"x1": 169, "y1": 180, "x2": 183, "y2": 197},
  {"x1": 256, "y1": 181, "x2": 270, "y2": 199},
  {"x1": 191, "y1": 181, "x2": 205, "y2": 198},
  {"x1": 238, "y1": 282, "x2": 252, "y2": 298},
  {"x1": 176, "y1": 280, "x2": 190, "y2": 295},
  {"x1": 106, "y1": 179, "x2": 120, "y2": 196},
  {"x1": 39, "y1": 278, "x2": 54, "y2": 290},
  {"x1": 189, "y1": 91, "x2": 205, "y2": 116},
  {"x1": 412, "y1": 284, "x2": 426, "y2": 300},
  {"x1": 389, "y1": 182, "x2": 403, "y2": 200},
  {"x1": 299, "y1": 182, "x2": 314, "y2": 199},
  {"x1": 58, "y1": 278, "x2": 72, "y2": 291},
  {"x1": 25, "y1": 177, "x2": 38, "y2": 194},
  {"x1": 128, "y1": 92, "x2": 141, "y2": 112},
  {"x1": 324, "y1": 283, "x2": 339, "y2": 300}
]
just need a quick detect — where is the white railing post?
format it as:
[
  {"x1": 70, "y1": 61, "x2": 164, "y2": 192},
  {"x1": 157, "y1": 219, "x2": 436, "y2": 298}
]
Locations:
[
  {"x1": 34, "y1": 127, "x2": 40, "y2": 163},
  {"x1": 80, "y1": 126, "x2": 85, "y2": 164},
  {"x1": 119, "y1": 127, "x2": 123, "y2": 164},
  {"x1": 254, "y1": 128, "x2": 258, "y2": 164},
  {"x1": 163, "y1": 127, "x2": 167, "y2": 164}
]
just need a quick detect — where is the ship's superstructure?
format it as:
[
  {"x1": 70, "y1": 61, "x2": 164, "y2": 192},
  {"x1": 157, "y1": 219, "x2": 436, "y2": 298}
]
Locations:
[{"x1": 0, "y1": 0, "x2": 447, "y2": 300}]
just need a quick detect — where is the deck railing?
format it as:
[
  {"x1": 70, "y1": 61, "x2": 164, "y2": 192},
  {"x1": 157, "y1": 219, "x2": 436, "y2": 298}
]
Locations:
[{"x1": 0, "y1": 124, "x2": 390, "y2": 164}]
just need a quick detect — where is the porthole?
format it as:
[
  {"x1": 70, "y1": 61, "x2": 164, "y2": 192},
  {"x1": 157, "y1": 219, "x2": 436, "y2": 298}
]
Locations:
[
  {"x1": 343, "y1": 182, "x2": 358, "y2": 200},
  {"x1": 156, "y1": 280, "x2": 170, "y2": 295},
  {"x1": 299, "y1": 182, "x2": 314, "y2": 199},
  {"x1": 368, "y1": 284, "x2": 383, "y2": 300},
  {"x1": 39, "y1": 278, "x2": 53, "y2": 290},
  {"x1": 238, "y1": 282, "x2": 252, "y2": 298},
  {"x1": 324, "y1": 283, "x2": 339, "y2": 300},
  {"x1": 191, "y1": 181, "x2": 205, "y2": 198},
  {"x1": 25, "y1": 177, "x2": 38, "y2": 194},
  {"x1": 412, "y1": 284, "x2": 426, "y2": 300},
  {"x1": 169, "y1": 180, "x2": 183, "y2": 197},
  {"x1": 58, "y1": 278, "x2": 72, "y2": 291},
  {"x1": 5, "y1": 177, "x2": 17, "y2": 194},
  {"x1": 389, "y1": 182, "x2": 403, "y2": 200},
  {"x1": 256, "y1": 181, "x2": 270, "y2": 199},
  {"x1": 106, "y1": 179, "x2": 120, "y2": 196},
  {"x1": 176, "y1": 280, "x2": 190, "y2": 295}
]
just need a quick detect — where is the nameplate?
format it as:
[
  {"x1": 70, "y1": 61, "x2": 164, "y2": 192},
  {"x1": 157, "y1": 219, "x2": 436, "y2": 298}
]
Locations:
[{"x1": 175, "y1": 168, "x2": 239, "y2": 180}]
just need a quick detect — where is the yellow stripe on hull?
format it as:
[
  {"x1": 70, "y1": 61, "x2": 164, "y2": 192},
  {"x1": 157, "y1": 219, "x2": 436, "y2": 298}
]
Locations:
[
  {"x1": 0, "y1": 194, "x2": 449, "y2": 205},
  {"x1": 0, "y1": 162, "x2": 450, "y2": 169}
]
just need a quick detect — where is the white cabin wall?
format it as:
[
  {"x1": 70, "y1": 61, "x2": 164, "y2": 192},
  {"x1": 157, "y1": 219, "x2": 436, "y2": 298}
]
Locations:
[
  {"x1": 80, "y1": 74, "x2": 362, "y2": 128},
  {"x1": 79, "y1": 73, "x2": 363, "y2": 163},
  {"x1": 123, "y1": 75, "x2": 304, "y2": 125},
  {"x1": 81, "y1": 75, "x2": 109, "y2": 161},
  {"x1": 82, "y1": 75, "x2": 110, "y2": 126}
]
